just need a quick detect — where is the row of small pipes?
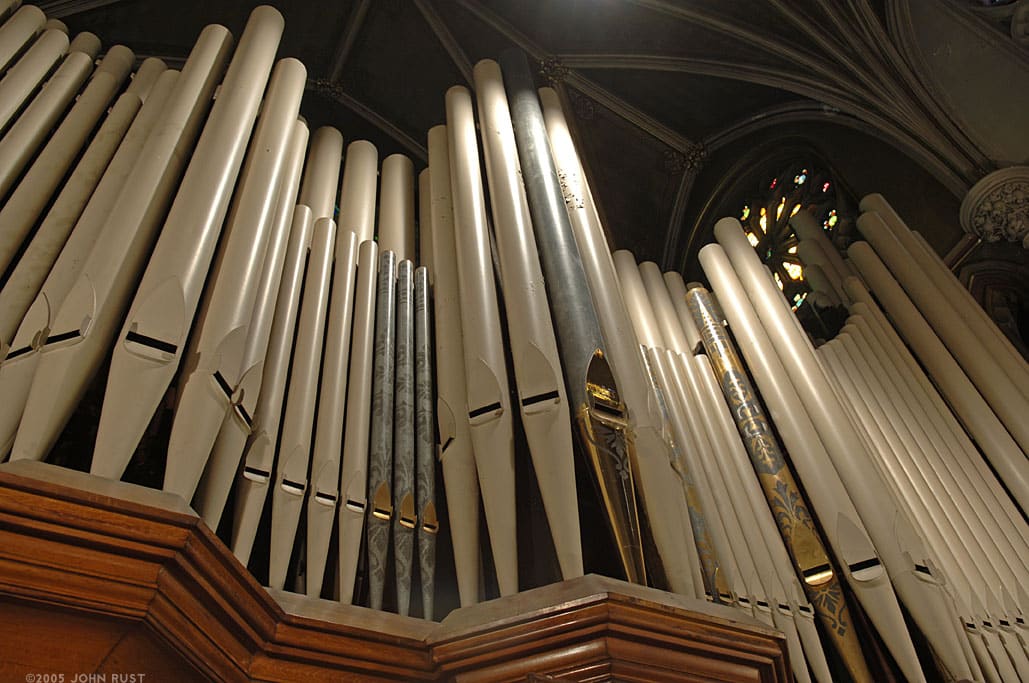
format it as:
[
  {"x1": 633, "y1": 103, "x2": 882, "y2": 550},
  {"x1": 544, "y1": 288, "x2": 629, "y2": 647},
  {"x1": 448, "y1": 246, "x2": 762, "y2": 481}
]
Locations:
[{"x1": 0, "y1": 4, "x2": 1026, "y2": 681}]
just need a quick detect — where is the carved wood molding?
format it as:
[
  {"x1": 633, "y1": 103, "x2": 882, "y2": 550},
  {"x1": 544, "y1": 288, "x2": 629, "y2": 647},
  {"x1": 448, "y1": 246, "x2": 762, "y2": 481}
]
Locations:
[{"x1": 0, "y1": 461, "x2": 789, "y2": 682}]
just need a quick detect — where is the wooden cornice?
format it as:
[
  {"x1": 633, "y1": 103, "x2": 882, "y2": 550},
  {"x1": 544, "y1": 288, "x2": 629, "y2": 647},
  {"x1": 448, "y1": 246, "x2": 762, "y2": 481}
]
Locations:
[{"x1": 0, "y1": 461, "x2": 789, "y2": 682}]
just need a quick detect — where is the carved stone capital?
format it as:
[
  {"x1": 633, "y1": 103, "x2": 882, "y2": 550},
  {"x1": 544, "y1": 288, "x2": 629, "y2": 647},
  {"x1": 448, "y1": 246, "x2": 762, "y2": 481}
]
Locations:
[{"x1": 960, "y1": 166, "x2": 1029, "y2": 248}]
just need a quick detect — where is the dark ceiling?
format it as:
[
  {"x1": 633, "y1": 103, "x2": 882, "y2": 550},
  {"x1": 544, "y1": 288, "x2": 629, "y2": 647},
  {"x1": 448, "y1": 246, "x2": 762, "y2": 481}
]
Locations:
[{"x1": 44, "y1": 0, "x2": 982, "y2": 275}]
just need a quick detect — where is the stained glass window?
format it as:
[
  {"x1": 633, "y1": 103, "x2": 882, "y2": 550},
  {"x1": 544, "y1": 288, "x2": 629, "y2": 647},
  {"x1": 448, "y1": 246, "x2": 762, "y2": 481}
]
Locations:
[{"x1": 736, "y1": 164, "x2": 844, "y2": 312}]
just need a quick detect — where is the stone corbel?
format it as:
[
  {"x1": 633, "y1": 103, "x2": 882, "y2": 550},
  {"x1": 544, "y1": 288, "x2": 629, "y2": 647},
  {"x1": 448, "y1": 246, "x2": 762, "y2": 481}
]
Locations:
[{"x1": 960, "y1": 166, "x2": 1029, "y2": 248}]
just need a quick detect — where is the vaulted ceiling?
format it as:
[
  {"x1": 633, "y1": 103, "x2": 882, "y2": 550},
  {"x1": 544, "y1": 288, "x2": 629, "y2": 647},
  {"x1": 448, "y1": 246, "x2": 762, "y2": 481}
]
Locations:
[{"x1": 43, "y1": 0, "x2": 1007, "y2": 275}]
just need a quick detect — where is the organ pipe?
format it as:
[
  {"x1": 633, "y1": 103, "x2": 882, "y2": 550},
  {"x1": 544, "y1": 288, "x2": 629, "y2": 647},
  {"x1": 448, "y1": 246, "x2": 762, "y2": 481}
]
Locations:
[{"x1": 1, "y1": 13, "x2": 1025, "y2": 680}]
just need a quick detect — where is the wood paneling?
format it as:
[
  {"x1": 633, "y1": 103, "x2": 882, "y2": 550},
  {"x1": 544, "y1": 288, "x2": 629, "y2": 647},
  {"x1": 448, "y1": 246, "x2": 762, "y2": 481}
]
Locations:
[{"x1": 0, "y1": 461, "x2": 789, "y2": 682}]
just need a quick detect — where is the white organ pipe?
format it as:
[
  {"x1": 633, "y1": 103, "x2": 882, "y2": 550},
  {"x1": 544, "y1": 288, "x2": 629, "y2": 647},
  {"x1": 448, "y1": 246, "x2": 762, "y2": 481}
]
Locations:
[
  {"x1": 193, "y1": 119, "x2": 309, "y2": 529},
  {"x1": 231, "y1": 205, "x2": 313, "y2": 565},
  {"x1": 0, "y1": 68, "x2": 176, "y2": 458},
  {"x1": 824, "y1": 337, "x2": 1025, "y2": 683},
  {"x1": 847, "y1": 294, "x2": 1029, "y2": 555},
  {"x1": 10, "y1": 25, "x2": 233, "y2": 464},
  {"x1": 445, "y1": 86, "x2": 517, "y2": 597},
  {"x1": 639, "y1": 262, "x2": 690, "y2": 353},
  {"x1": 93, "y1": 7, "x2": 285, "y2": 481},
  {"x1": 159, "y1": 56, "x2": 306, "y2": 500},
  {"x1": 848, "y1": 311, "x2": 1029, "y2": 564},
  {"x1": 298, "y1": 126, "x2": 343, "y2": 222},
  {"x1": 0, "y1": 5, "x2": 44, "y2": 74},
  {"x1": 862, "y1": 193, "x2": 1029, "y2": 394},
  {"x1": 796, "y1": 240, "x2": 848, "y2": 305},
  {"x1": 661, "y1": 271, "x2": 702, "y2": 352},
  {"x1": 337, "y1": 239, "x2": 378, "y2": 604},
  {"x1": 0, "y1": 56, "x2": 165, "y2": 349},
  {"x1": 0, "y1": 28, "x2": 69, "y2": 136},
  {"x1": 426, "y1": 124, "x2": 480, "y2": 607},
  {"x1": 0, "y1": 35, "x2": 95, "y2": 202},
  {"x1": 338, "y1": 139, "x2": 377, "y2": 244},
  {"x1": 378, "y1": 154, "x2": 415, "y2": 261},
  {"x1": 307, "y1": 140, "x2": 377, "y2": 599},
  {"x1": 268, "y1": 218, "x2": 341, "y2": 590},
  {"x1": 613, "y1": 250, "x2": 731, "y2": 601},
  {"x1": 913, "y1": 229, "x2": 1029, "y2": 383},
  {"x1": 858, "y1": 212, "x2": 1029, "y2": 454},
  {"x1": 0, "y1": 0, "x2": 22, "y2": 23},
  {"x1": 699, "y1": 243, "x2": 927, "y2": 683},
  {"x1": 847, "y1": 241, "x2": 1029, "y2": 512},
  {"x1": 714, "y1": 217, "x2": 975, "y2": 682},
  {"x1": 818, "y1": 340, "x2": 1004, "y2": 683},
  {"x1": 799, "y1": 263, "x2": 841, "y2": 307},
  {"x1": 790, "y1": 208, "x2": 854, "y2": 279},
  {"x1": 841, "y1": 325, "x2": 1026, "y2": 599},
  {"x1": 42, "y1": 18, "x2": 66, "y2": 33},
  {"x1": 418, "y1": 169, "x2": 432, "y2": 275},
  {"x1": 0, "y1": 43, "x2": 132, "y2": 275},
  {"x1": 473, "y1": 58, "x2": 581, "y2": 580},
  {"x1": 539, "y1": 88, "x2": 699, "y2": 596}
]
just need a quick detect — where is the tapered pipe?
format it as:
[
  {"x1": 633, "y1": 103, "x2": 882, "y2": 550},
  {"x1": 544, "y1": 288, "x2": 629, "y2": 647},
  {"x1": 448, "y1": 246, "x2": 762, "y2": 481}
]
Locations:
[
  {"x1": 858, "y1": 211, "x2": 1029, "y2": 453},
  {"x1": 0, "y1": 5, "x2": 44, "y2": 74},
  {"x1": 391, "y1": 259, "x2": 416, "y2": 615},
  {"x1": 11, "y1": 25, "x2": 233, "y2": 464},
  {"x1": 611, "y1": 250, "x2": 717, "y2": 599},
  {"x1": 688, "y1": 286, "x2": 874, "y2": 683},
  {"x1": 338, "y1": 140, "x2": 377, "y2": 243},
  {"x1": 698, "y1": 244, "x2": 926, "y2": 683},
  {"x1": 231, "y1": 205, "x2": 314, "y2": 566},
  {"x1": 426, "y1": 125, "x2": 479, "y2": 608},
  {"x1": 0, "y1": 68, "x2": 176, "y2": 459},
  {"x1": 847, "y1": 241, "x2": 1029, "y2": 512},
  {"x1": 862, "y1": 193, "x2": 1029, "y2": 394},
  {"x1": 715, "y1": 217, "x2": 975, "y2": 682},
  {"x1": 539, "y1": 86, "x2": 698, "y2": 596},
  {"x1": 0, "y1": 44, "x2": 132, "y2": 275},
  {"x1": 445, "y1": 86, "x2": 518, "y2": 595},
  {"x1": 299, "y1": 126, "x2": 343, "y2": 222},
  {"x1": 306, "y1": 142, "x2": 377, "y2": 599},
  {"x1": 474, "y1": 59, "x2": 581, "y2": 580},
  {"x1": 0, "y1": 58, "x2": 166, "y2": 351},
  {"x1": 367, "y1": 249, "x2": 397, "y2": 609},
  {"x1": 0, "y1": 28, "x2": 68, "y2": 136},
  {"x1": 414, "y1": 265, "x2": 436, "y2": 619},
  {"x1": 502, "y1": 52, "x2": 647, "y2": 585},
  {"x1": 91, "y1": 7, "x2": 283, "y2": 481},
  {"x1": 0, "y1": 34, "x2": 94, "y2": 203},
  {"x1": 268, "y1": 218, "x2": 340, "y2": 591},
  {"x1": 379, "y1": 154, "x2": 415, "y2": 261},
  {"x1": 193, "y1": 119, "x2": 309, "y2": 530},
  {"x1": 161, "y1": 56, "x2": 304, "y2": 500},
  {"x1": 337, "y1": 239, "x2": 379, "y2": 603}
]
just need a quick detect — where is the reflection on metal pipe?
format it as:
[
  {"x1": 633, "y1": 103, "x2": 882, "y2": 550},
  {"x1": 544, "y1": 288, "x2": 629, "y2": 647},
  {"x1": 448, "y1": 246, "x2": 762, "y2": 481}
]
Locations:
[{"x1": 501, "y1": 50, "x2": 645, "y2": 585}]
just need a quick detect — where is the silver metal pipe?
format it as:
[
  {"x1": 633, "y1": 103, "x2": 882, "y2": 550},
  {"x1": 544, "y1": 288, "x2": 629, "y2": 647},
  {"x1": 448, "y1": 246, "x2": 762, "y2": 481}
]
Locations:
[{"x1": 414, "y1": 265, "x2": 436, "y2": 619}]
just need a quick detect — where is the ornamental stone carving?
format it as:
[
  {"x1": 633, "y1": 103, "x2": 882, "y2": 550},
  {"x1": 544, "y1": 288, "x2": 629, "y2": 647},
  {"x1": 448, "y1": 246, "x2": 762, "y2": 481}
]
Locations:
[{"x1": 960, "y1": 166, "x2": 1029, "y2": 248}]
